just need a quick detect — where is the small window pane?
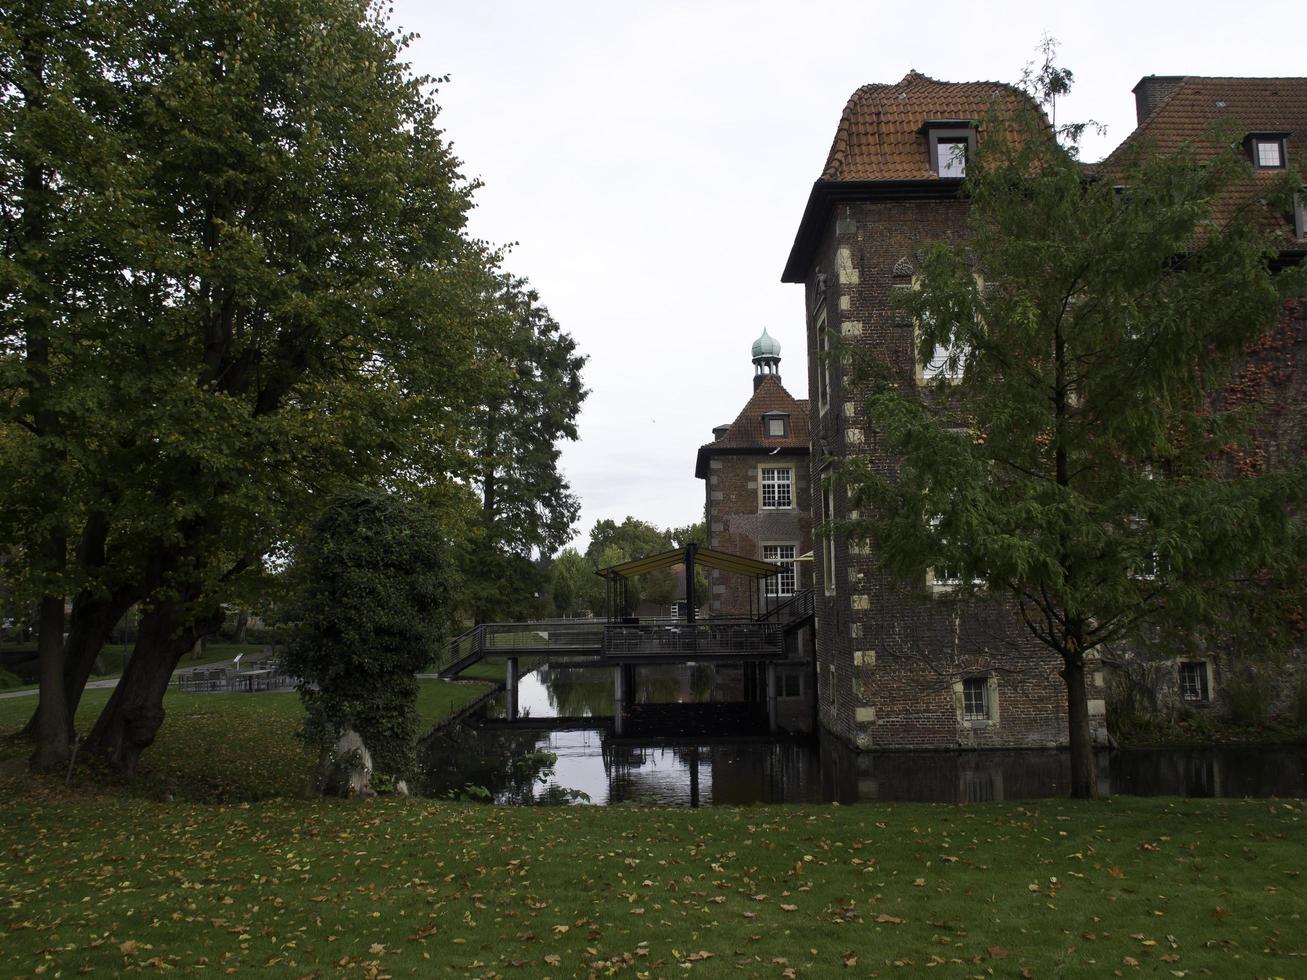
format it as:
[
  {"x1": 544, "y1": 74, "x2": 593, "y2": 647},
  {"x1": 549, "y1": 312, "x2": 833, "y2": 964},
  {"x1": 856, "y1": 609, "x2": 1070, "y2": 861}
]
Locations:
[
  {"x1": 766, "y1": 416, "x2": 787, "y2": 437},
  {"x1": 1256, "y1": 139, "x2": 1283, "y2": 168},
  {"x1": 764, "y1": 544, "x2": 797, "y2": 596},
  {"x1": 963, "y1": 677, "x2": 989, "y2": 720},
  {"x1": 1179, "y1": 662, "x2": 1209, "y2": 702},
  {"x1": 761, "y1": 468, "x2": 792, "y2": 509},
  {"x1": 938, "y1": 139, "x2": 967, "y2": 177}
]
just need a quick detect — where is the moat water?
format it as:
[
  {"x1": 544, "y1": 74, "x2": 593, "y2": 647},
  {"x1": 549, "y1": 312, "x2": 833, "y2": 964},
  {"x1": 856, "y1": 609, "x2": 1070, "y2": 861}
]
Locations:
[{"x1": 418, "y1": 665, "x2": 1307, "y2": 805}]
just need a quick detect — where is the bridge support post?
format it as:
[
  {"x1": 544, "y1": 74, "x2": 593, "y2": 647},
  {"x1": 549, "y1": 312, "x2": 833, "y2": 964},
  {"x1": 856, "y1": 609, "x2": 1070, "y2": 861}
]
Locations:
[
  {"x1": 613, "y1": 664, "x2": 625, "y2": 736},
  {"x1": 506, "y1": 657, "x2": 519, "y2": 721},
  {"x1": 766, "y1": 662, "x2": 778, "y2": 734}
]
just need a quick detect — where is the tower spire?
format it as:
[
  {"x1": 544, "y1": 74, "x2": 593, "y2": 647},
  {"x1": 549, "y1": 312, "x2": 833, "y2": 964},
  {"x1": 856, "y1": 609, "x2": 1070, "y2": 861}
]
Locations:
[{"x1": 751, "y1": 328, "x2": 781, "y2": 390}]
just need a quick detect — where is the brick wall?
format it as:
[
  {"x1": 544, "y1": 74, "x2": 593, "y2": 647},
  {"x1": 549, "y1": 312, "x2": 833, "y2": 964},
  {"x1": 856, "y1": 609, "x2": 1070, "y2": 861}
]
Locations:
[
  {"x1": 705, "y1": 453, "x2": 813, "y2": 617},
  {"x1": 802, "y1": 197, "x2": 1079, "y2": 751}
]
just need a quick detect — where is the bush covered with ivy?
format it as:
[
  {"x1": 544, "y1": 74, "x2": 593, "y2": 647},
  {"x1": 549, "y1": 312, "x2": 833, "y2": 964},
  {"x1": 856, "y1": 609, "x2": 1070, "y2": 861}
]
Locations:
[{"x1": 285, "y1": 489, "x2": 459, "y2": 782}]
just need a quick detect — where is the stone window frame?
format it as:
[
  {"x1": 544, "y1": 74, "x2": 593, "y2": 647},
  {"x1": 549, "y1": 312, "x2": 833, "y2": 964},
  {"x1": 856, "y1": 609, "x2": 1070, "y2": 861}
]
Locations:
[
  {"x1": 926, "y1": 513, "x2": 982, "y2": 593},
  {"x1": 762, "y1": 411, "x2": 790, "y2": 438},
  {"x1": 762, "y1": 541, "x2": 798, "y2": 597},
  {"x1": 953, "y1": 673, "x2": 1000, "y2": 729},
  {"x1": 758, "y1": 464, "x2": 795, "y2": 511},
  {"x1": 1178, "y1": 659, "x2": 1212, "y2": 704},
  {"x1": 821, "y1": 469, "x2": 837, "y2": 597},
  {"x1": 816, "y1": 309, "x2": 832, "y2": 415},
  {"x1": 912, "y1": 273, "x2": 982, "y2": 386},
  {"x1": 921, "y1": 120, "x2": 976, "y2": 179},
  {"x1": 1246, "y1": 133, "x2": 1288, "y2": 170}
]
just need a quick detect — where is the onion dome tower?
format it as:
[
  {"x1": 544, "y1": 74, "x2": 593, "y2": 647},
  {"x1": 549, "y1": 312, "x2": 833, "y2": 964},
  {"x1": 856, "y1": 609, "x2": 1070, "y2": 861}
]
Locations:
[{"x1": 751, "y1": 328, "x2": 782, "y2": 389}]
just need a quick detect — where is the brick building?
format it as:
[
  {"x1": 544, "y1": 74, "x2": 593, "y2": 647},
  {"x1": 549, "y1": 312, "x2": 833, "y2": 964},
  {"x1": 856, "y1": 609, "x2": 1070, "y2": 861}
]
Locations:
[
  {"x1": 1098, "y1": 76, "x2": 1307, "y2": 719},
  {"x1": 781, "y1": 72, "x2": 1073, "y2": 752},
  {"x1": 695, "y1": 331, "x2": 814, "y2": 619},
  {"x1": 776, "y1": 71, "x2": 1306, "y2": 752}
]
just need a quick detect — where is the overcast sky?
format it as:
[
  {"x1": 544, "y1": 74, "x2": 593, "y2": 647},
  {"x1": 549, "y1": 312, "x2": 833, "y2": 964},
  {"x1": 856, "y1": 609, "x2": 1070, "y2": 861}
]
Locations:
[{"x1": 393, "y1": 0, "x2": 1302, "y2": 552}]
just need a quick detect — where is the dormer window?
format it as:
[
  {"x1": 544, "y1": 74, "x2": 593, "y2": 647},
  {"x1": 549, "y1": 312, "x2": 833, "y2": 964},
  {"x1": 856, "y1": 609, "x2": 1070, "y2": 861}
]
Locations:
[
  {"x1": 921, "y1": 120, "x2": 976, "y2": 179},
  {"x1": 1246, "y1": 133, "x2": 1288, "y2": 169},
  {"x1": 762, "y1": 411, "x2": 789, "y2": 438}
]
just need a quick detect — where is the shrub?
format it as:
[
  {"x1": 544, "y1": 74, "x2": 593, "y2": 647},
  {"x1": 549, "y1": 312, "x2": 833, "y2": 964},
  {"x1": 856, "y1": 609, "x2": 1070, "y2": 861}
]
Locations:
[
  {"x1": 0, "y1": 667, "x2": 23, "y2": 690},
  {"x1": 1222, "y1": 669, "x2": 1273, "y2": 726},
  {"x1": 284, "y1": 488, "x2": 459, "y2": 783},
  {"x1": 1291, "y1": 676, "x2": 1307, "y2": 726}
]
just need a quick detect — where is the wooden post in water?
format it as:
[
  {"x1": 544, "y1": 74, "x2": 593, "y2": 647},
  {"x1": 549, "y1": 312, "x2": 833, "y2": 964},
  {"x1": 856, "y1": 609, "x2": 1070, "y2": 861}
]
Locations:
[
  {"x1": 766, "y1": 662, "x2": 778, "y2": 734},
  {"x1": 613, "y1": 664, "x2": 625, "y2": 736}
]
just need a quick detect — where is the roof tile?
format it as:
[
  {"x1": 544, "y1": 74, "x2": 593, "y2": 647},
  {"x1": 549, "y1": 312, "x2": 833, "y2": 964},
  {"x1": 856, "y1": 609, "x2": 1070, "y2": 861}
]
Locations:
[
  {"x1": 821, "y1": 70, "x2": 1035, "y2": 181},
  {"x1": 1103, "y1": 76, "x2": 1307, "y2": 244}
]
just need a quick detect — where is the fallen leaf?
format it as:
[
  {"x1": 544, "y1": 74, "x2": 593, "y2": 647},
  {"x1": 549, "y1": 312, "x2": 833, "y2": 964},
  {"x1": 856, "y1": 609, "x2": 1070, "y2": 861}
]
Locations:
[{"x1": 988, "y1": 946, "x2": 1009, "y2": 959}]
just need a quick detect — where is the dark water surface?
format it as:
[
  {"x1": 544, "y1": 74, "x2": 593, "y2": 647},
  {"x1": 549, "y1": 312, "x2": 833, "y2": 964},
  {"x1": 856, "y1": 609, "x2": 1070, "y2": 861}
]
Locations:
[{"x1": 418, "y1": 665, "x2": 1307, "y2": 805}]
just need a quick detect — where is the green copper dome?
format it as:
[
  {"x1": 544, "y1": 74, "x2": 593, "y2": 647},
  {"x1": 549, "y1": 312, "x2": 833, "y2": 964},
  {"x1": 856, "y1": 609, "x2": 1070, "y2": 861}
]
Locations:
[{"x1": 751, "y1": 328, "x2": 781, "y2": 359}]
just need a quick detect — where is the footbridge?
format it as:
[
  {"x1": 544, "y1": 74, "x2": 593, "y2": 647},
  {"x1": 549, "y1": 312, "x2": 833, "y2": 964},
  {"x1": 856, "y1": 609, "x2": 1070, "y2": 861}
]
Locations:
[{"x1": 436, "y1": 544, "x2": 815, "y2": 734}]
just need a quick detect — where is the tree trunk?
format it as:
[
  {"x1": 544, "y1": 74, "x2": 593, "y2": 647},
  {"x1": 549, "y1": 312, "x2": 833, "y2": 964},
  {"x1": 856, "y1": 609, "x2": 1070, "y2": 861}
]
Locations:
[
  {"x1": 83, "y1": 595, "x2": 221, "y2": 776},
  {"x1": 63, "y1": 585, "x2": 138, "y2": 718},
  {"x1": 1061, "y1": 653, "x2": 1098, "y2": 799},
  {"x1": 233, "y1": 607, "x2": 249, "y2": 645},
  {"x1": 29, "y1": 593, "x2": 69, "y2": 772}
]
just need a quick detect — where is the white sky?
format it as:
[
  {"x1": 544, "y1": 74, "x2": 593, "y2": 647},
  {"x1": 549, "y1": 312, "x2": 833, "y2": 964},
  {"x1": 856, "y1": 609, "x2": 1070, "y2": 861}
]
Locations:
[{"x1": 394, "y1": 0, "x2": 1303, "y2": 551}]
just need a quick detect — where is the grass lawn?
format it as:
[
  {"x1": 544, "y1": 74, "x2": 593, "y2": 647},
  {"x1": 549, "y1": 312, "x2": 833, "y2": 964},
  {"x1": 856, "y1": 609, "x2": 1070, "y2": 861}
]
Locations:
[
  {"x1": 0, "y1": 670, "x2": 1304, "y2": 977},
  {"x1": 0, "y1": 793, "x2": 1303, "y2": 977},
  {"x1": 0, "y1": 677, "x2": 495, "y2": 803}
]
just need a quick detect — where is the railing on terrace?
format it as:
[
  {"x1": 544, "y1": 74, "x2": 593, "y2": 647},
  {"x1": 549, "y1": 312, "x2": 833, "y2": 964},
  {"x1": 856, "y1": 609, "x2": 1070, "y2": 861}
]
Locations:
[
  {"x1": 173, "y1": 661, "x2": 296, "y2": 693},
  {"x1": 758, "y1": 589, "x2": 814, "y2": 625}
]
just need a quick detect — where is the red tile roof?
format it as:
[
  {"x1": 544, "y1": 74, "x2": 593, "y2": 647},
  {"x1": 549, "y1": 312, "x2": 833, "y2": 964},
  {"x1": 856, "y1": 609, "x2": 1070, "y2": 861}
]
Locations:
[
  {"x1": 820, "y1": 71, "x2": 1036, "y2": 182},
  {"x1": 1102, "y1": 76, "x2": 1307, "y2": 245},
  {"x1": 695, "y1": 376, "x2": 809, "y2": 478}
]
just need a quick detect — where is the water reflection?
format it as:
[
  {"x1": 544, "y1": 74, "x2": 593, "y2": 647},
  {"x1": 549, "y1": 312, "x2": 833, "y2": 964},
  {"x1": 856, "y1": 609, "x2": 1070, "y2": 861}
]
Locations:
[{"x1": 418, "y1": 666, "x2": 1307, "y2": 805}]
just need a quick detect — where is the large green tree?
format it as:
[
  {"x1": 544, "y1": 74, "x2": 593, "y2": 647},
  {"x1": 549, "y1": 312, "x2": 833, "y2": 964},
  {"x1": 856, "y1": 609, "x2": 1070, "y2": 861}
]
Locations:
[
  {"x1": 464, "y1": 275, "x2": 585, "y2": 624},
  {"x1": 1, "y1": 0, "x2": 525, "y2": 774},
  {"x1": 842, "y1": 74, "x2": 1307, "y2": 797}
]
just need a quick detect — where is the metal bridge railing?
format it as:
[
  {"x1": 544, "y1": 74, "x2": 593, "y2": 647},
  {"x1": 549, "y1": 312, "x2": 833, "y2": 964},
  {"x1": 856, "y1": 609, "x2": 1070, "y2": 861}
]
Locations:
[
  {"x1": 758, "y1": 589, "x2": 814, "y2": 625},
  {"x1": 602, "y1": 621, "x2": 783, "y2": 658}
]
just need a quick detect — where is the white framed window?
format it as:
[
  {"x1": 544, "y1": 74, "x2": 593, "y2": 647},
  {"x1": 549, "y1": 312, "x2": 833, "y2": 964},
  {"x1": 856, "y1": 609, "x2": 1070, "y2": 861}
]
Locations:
[
  {"x1": 822, "y1": 476, "x2": 837, "y2": 596},
  {"x1": 1135, "y1": 549, "x2": 1163, "y2": 581},
  {"x1": 937, "y1": 137, "x2": 969, "y2": 178},
  {"x1": 763, "y1": 543, "x2": 797, "y2": 597},
  {"x1": 760, "y1": 467, "x2": 793, "y2": 510},
  {"x1": 927, "y1": 515, "x2": 979, "y2": 590},
  {"x1": 962, "y1": 677, "x2": 989, "y2": 720},
  {"x1": 912, "y1": 273, "x2": 979, "y2": 385},
  {"x1": 1179, "y1": 661, "x2": 1210, "y2": 703},
  {"x1": 817, "y1": 315, "x2": 831, "y2": 415},
  {"x1": 923, "y1": 122, "x2": 975, "y2": 179},
  {"x1": 921, "y1": 339, "x2": 965, "y2": 382},
  {"x1": 1253, "y1": 138, "x2": 1284, "y2": 169}
]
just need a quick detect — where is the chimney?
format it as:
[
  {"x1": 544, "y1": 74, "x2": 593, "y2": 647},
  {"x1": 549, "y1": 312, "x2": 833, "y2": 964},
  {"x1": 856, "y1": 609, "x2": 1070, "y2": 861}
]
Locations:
[
  {"x1": 712, "y1": 424, "x2": 730, "y2": 441},
  {"x1": 1131, "y1": 75, "x2": 1185, "y2": 126}
]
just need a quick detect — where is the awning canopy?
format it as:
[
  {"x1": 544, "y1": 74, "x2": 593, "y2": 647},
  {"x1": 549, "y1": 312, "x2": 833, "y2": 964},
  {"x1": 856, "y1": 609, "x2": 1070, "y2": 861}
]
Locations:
[{"x1": 596, "y1": 544, "x2": 782, "y2": 581}]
